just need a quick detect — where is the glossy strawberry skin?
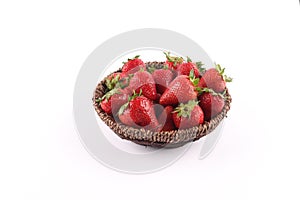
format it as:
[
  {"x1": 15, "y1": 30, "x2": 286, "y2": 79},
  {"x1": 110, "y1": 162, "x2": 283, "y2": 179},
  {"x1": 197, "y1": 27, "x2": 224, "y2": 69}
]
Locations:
[
  {"x1": 129, "y1": 71, "x2": 157, "y2": 100},
  {"x1": 152, "y1": 69, "x2": 174, "y2": 94},
  {"x1": 119, "y1": 108, "x2": 136, "y2": 127},
  {"x1": 100, "y1": 89, "x2": 129, "y2": 115},
  {"x1": 122, "y1": 58, "x2": 146, "y2": 75},
  {"x1": 165, "y1": 61, "x2": 181, "y2": 70},
  {"x1": 172, "y1": 105, "x2": 204, "y2": 129},
  {"x1": 110, "y1": 91, "x2": 129, "y2": 115},
  {"x1": 177, "y1": 62, "x2": 200, "y2": 78},
  {"x1": 159, "y1": 75, "x2": 197, "y2": 106},
  {"x1": 100, "y1": 98, "x2": 112, "y2": 114},
  {"x1": 199, "y1": 92, "x2": 225, "y2": 121},
  {"x1": 129, "y1": 96, "x2": 159, "y2": 129},
  {"x1": 199, "y1": 68, "x2": 226, "y2": 93},
  {"x1": 158, "y1": 106, "x2": 176, "y2": 131}
]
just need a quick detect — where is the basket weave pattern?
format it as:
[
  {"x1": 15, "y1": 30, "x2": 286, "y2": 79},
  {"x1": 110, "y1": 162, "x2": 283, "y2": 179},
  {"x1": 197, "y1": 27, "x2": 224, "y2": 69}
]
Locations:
[{"x1": 93, "y1": 62, "x2": 232, "y2": 147}]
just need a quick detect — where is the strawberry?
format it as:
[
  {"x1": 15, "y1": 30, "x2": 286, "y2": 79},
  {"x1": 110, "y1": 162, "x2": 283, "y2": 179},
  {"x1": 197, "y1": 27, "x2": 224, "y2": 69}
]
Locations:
[
  {"x1": 164, "y1": 52, "x2": 184, "y2": 69},
  {"x1": 159, "y1": 70, "x2": 199, "y2": 106},
  {"x1": 105, "y1": 72, "x2": 121, "y2": 90},
  {"x1": 129, "y1": 70, "x2": 157, "y2": 100},
  {"x1": 97, "y1": 88, "x2": 129, "y2": 115},
  {"x1": 121, "y1": 55, "x2": 146, "y2": 76},
  {"x1": 117, "y1": 90, "x2": 141, "y2": 126},
  {"x1": 119, "y1": 107, "x2": 136, "y2": 127},
  {"x1": 198, "y1": 64, "x2": 232, "y2": 93},
  {"x1": 198, "y1": 88, "x2": 225, "y2": 121},
  {"x1": 118, "y1": 91, "x2": 159, "y2": 130},
  {"x1": 158, "y1": 106, "x2": 176, "y2": 131},
  {"x1": 151, "y1": 66, "x2": 174, "y2": 94},
  {"x1": 99, "y1": 98, "x2": 112, "y2": 114},
  {"x1": 176, "y1": 57, "x2": 200, "y2": 78},
  {"x1": 129, "y1": 96, "x2": 159, "y2": 129},
  {"x1": 172, "y1": 100, "x2": 204, "y2": 129}
]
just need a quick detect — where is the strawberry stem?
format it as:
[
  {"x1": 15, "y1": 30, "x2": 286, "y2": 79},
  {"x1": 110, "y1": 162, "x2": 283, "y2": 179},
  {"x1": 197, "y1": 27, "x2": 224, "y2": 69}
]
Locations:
[
  {"x1": 118, "y1": 89, "x2": 142, "y2": 115},
  {"x1": 164, "y1": 52, "x2": 184, "y2": 66},
  {"x1": 173, "y1": 100, "x2": 199, "y2": 118},
  {"x1": 215, "y1": 63, "x2": 233, "y2": 82},
  {"x1": 198, "y1": 87, "x2": 225, "y2": 99},
  {"x1": 96, "y1": 88, "x2": 121, "y2": 103},
  {"x1": 189, "y1": 69, "x2": 200, "y2": 87},
  {"x1": 105, "y1": 74, "x2": 120, "y2": 90},
  {"x1": 196, "y1": 61, "x2": 206, "y2": 75}
]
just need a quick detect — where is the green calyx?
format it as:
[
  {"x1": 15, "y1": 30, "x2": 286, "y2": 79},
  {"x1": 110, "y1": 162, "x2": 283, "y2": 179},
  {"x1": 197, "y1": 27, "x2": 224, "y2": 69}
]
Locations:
[
  {"x1": 189, "y1": 69, "x2": 200, "y2": 87},
  {"x1": 147, "y1": 64, "x2": 169, "y2": 73},
  {"x1": 122, "y1": 55, "x2": 140, "y2": 64},
  {"x1": 164, "y1": 52, "x2": 184, "y2": 66},
  {"x1": 105, "y1": 74, "x2": 120, "y2": 90},
  {"x1": 197, "y1": 87, "x2": 225, "y2": 99},
  {"x1": 96, "y1": 88, "x2": 121, "y2": 103},
  {"x1": 173, "y1": 100, "x2": 199, "y2": 118},
  {"x1": 115, "y1": 74, "x2": 133, "y2": 89},
  {"x1": 147, "y1": 65, "x2": 156, "y2": 73},
  {"x1": 215, "y1": 64, "x2": 233, "y2": 82},
  {"x1": 196, "y1": 61, "x2": 206, "y2": 75},
  {"x1": 118, "y1": 89, "x2": 142, "y2": 115},
  {"x1": 186, "y1": 56, "x2": 192, "y2": 63}
]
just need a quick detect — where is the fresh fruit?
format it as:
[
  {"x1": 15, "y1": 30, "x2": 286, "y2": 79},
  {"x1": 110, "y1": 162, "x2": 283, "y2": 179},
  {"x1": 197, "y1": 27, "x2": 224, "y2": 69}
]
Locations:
[
  {"x1": 198, "y1": 88, "x2": 225, "y2": 121},
  {"x1": 119, "y1": 108, "x2": 136, "y2": 127},
  {"x1": 151, "y1": 67, "x2": 174, "y2": 94},
  {"x1": 118, "y1": 90, "x2": 142, "y2": 126},
  {"x1": 176, "y1": 56, "x2": 200, "y2": 78},
  {"x1": 159, "y1": 70, "x2": 199, "y2": 106},
  {"x1": 199, "y1": 64, "x2": 232, "y2": 93},
  {"x1": 164, "y1": 52, "x2": 184, "y2": 69},
  {"x1": 96, "y1": 52, "x2": 232, "y2": 133},
  {"x1": 158, "y1": 106, "x2": 176, "y2": 131},
  {"x1": 172, "y1": 100, "x2": 204, "y2": 129},
  {"x1": 97, "y1": 88, "x2": 129, "y2": 115},
  {"x1": 99, "y1": 98, "x2": 112, "y2": 114},
  {"x1": 129, "y1": 70, "x2": 157, "y2": 100},
  {"x1": 121, "y1": 55, "x2": 146, "y2": 75},
  {"x1": 129, "y1": 96, "x2": 159, "y2": 129}
]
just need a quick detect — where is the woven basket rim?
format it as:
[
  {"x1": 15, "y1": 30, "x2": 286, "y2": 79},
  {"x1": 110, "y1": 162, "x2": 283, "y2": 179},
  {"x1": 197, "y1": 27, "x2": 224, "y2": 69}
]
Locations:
[{"x1": 92, "y1": 62, "x2": 232, "y2": 148}]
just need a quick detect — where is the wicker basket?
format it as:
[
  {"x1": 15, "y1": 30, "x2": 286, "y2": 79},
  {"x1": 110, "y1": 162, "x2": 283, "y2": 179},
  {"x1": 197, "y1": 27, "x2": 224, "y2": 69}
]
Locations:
[{"x1": 93, "y1": 62, "x2": 232, "y2": 148}]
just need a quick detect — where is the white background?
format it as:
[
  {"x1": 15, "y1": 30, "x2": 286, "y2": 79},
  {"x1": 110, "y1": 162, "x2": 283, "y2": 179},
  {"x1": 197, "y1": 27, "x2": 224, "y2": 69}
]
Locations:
[{"x1": 1, "y1": 0, "x2": 299, "y2": 199}]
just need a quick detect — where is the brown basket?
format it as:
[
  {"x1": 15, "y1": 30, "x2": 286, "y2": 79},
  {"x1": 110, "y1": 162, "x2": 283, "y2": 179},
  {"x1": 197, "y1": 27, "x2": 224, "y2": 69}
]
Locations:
[{"x1": 93, "y1": 62, "x2": 232, "y2": 148}]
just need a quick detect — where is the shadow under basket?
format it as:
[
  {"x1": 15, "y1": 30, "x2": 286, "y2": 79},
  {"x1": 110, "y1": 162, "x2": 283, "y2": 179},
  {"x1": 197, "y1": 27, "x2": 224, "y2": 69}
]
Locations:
[{"x1": 93, "y1": 62, "x2": 232, "y2": 148}]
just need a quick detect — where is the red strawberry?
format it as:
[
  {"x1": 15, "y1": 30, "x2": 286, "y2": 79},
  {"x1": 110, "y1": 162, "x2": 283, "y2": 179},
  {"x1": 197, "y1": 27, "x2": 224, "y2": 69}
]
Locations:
[
  {"x1": 97, "y1": 88, "x2": 129, "y2": 115},
  {"x1": 122, "y1": 55, "x2": 146, "y2": 75},
  {"x1": 99, "y1": 98, "x2": 112, "y2": 114},
  {"x1": 198, "y1": 88, "x2": 225, "y2": 121},
  {"x1": 117, "y1": 90, "x2": 140, "y2": 126},
  {"x1": 198, "y1": 64, "x2": 232, "y2": 93},
  {"x1": 176, "y1": 57, "x2": 200, "y2": 78},
  {"x1": 152, "y1": 67, "x2": 174, "y2": 94},
  {"x1": 164, "y1": 52, "x2": 184, "y2": 69},
  {"x1": 159, "y1": 71, "x2": 199, "y2": 106},
  {"x1": 158, "y1": 106, "x2": 176, "y2": 131},
  {"x1": 155, "y1": 93, "x2": 161, "y2": 102},
  {"x1": 105, "y1": 72, "x2": 121, "y2": 90},
  {"x1": 129, "y1": 96, "x2": 159, "y2": 130},
  {"x1": 119, "y1": 107, "x2": 136, "y2": 127},
  {"x1": 129, "y1": 70, "x2": 157, "y2": 100},
  {"x1": 172, "y1": 100, "x2": 204, "y2": 129}
]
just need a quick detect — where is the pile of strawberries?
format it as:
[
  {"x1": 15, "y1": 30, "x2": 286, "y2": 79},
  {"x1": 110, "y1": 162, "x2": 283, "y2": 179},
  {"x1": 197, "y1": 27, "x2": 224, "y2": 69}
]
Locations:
[{"x1": 96, "y1": 52, "x2": 232, "y2": 131}]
